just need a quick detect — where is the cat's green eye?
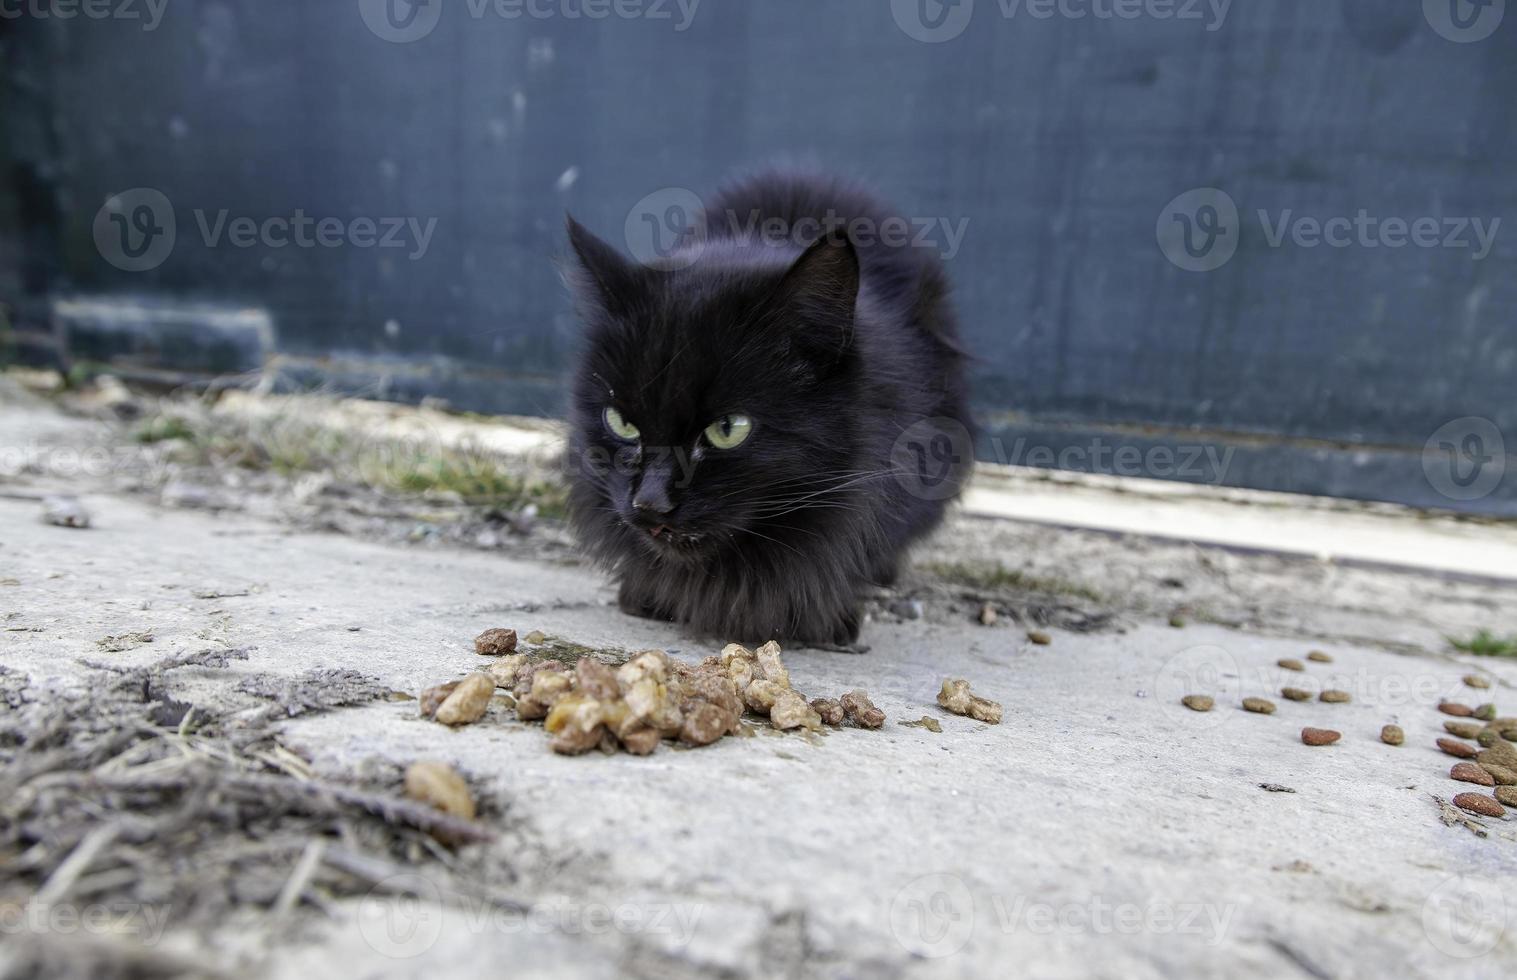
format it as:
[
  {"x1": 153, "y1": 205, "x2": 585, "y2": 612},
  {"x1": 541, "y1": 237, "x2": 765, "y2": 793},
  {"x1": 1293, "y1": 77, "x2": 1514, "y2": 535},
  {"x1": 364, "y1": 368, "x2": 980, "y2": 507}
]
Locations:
[
  {"x1": 603, "y1": 407, "x2": 640, "y2": 442},
  {"x1": 704, "y1": 414, "x2": 753, "y2": 450}
]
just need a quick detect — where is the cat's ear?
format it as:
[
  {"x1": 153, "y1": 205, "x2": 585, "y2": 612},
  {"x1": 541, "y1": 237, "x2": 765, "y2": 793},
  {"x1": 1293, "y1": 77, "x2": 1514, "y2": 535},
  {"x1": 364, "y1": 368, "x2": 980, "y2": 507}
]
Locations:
[
  {"x1": 773, "y1": 234, "x2": 860, "y2": 364},
  {"x1": 564, "y1": 215, "x2": 641, "y2": 316}
]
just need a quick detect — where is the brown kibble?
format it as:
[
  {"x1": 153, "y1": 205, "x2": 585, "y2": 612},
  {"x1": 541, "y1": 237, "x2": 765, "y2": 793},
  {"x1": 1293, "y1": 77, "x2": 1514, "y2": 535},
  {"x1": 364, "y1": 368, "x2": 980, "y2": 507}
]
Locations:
[
  {"x1": 1278, "y1": 658, "x2": 1304, "y2": 672},
  {"x1": 839, "y1": 690, "x2": 886, "y2": 729},
  {"x1": 1438, "y1": 738, "x2": 1479, "y2": 758},
  {"x1": 1452, "y1": 793, "x2": 1505, "y2": 818},
  {"x1": 419, "y1": 680, "x2": 461, "y2": 718},
  {"x1": 1452, "y1": 762, "x2": 1497, "y2": 787},
  {"x1": 770, "y1": 689, "x2": 822, "y2": 731},
  {"x1": 1462, "y1": 674, "x2": 1491, "y2": 690},
  {"x1": 1242, "y1": 698, "x2": 1276, "y2": 715},
  {"x1": 978, "y1": 603, "x2": 997, "y2": 626},
  {"x1": 1496, "y1": 786, "x2": 1517, "y2": 807},
  {"x1": 619, "y1": 726, "x2": 662, "y2": 756},
  {"x1": 1473, "y1": 703, "x2": 1497, "y2": 721},
  {"x1": 1301, "y1": 727, "x2": 1341, "y2": 746},
  {"x1": 1445, "y1": 721, "x2": 1484, "y2": 739},
  {"x1": 679, "y1": 700, "x2": 731, "y2": 746},
  {"x1": 435, "y1": 673, "x2": 494, "y2": 726},
  {"x1": 516, "y1": 665, "x2": 572, "y2": 721},
  {"x1": 404, "y1": 761, "x2": 476, "y2": 821},
  {"x1": 1181, "y1": 695, "x2": 1215, "y2": 713},
  {"x1": 938, "y1": 678, "x2": 1003, "y2": 724},
  {"x1": 544, "y1": 695, "x2": 610, "y2": 755},
  {"x1": 1480, "y1": 763, "x2": 1517, "y2": 786},
  {"x1": 473, "y1": 627, "x2": 518, "y2": 656},
  {"x1": 1281, "y1": 687, "x2": 1312, "y2": 702},
  {"x1": 1319, "y1": 690, "x2": 1351, "y2": 704},
  {"x1": 485, "y1": 654, "x2": 528, "y2": 689},
  {"x1": 1307, "y1": 650, "x2": 1332, "y2": 663},
  {"x1": 1439, "y1": 702, "x2": 1474, "y2": 717},
  {"x1": 1380, "y1": 725, "x2": 1404, "y2": 746},
  {"x1": 1478, "y1": 730, "x2": 1499, "y2": 747},
  {"x1": 574, "y1": 657, "x2": 620, "y2": 702},
  {"x1": 1027, "y1": 630, "x2": 1052, "y2": 646},
  {"x1": 810, "y1": 698, "x2": 846, "y2": 727}
]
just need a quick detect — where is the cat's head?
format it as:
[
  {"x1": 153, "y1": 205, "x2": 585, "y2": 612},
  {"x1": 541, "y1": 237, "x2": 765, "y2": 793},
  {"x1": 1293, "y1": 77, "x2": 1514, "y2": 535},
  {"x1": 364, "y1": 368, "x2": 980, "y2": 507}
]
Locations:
[{"x1": 563, "y1": 216, "x2": 864, "y2": 562}]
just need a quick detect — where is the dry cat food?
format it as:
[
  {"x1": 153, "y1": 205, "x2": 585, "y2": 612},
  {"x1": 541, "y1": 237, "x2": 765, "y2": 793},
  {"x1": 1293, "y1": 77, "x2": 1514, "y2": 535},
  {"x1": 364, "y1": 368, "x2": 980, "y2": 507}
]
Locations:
[
  {"x1": 1452, "y1": 763, "x2": 1496, "y2": 787},
  {"x1": 1481, "y1": 764, "x2": 1517, "y2": 786},
  {"x1": 1277, "y1": 658, "x2": 1304, "y2": 672},
  {"x1": 1380, "y1": 725, "x2": 1404, "y2": 746},
  {"x1": 1307, "y1": 651, "x2": 1333, "y2": 663},
  {"x1": 1445, "y1": 721, "x2": 1484, "y2": 739},
  {"x1": 1497, "y1": 786, "x2": 1517, "y2": 807},
  {"x1": 1437, "y1": 738, "x2": 1476, "y2": 758},
  {"x1": 1280, "y1": 687, "x2": 1312, "y2": 702},
  {"x1": 1242, "y1": 697, "x2": 1276, "y2": 715},
  {"x1": 1319, "y1": 690, "x2": 1351, "y2": 704},
  {"x1": 474, "y1": 628, "x2": 518, "y2": 656},
  {"x1": 1181, "y1": 695, "x2": 1214, "y2": 713},
  {"x1": 1026, "y1": 630, "x2": 1052, "y2": 646},
  {"x1": 939, "y1": 679, "x2": 1003, "y2": 724},
  {"x1": 422, "y1": 633, "x2": 890, "y2": 756},
  {"x1": 404, "y1": 761, "x2": 475, "y2": 821},
  {"x1": 1453, "y1": 792, "x2": 1505, "y2": 818},
  {"x1": 1301, "y1": 727, "x2": 1341, "y2": 746},
  {"x1": 1439, "y1": 702, "x2": 1474, "y2": 717},
  {"x1": 1463, "y1": 675, "x2": 1491, "y2": 690}
]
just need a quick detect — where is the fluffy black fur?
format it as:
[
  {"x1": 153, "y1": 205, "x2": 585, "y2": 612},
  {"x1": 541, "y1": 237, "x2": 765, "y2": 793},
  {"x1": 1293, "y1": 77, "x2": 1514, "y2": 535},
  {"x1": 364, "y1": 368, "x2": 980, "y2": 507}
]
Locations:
[{"x1": 562, "y1": 171, "x2": 972, "y2": 646}]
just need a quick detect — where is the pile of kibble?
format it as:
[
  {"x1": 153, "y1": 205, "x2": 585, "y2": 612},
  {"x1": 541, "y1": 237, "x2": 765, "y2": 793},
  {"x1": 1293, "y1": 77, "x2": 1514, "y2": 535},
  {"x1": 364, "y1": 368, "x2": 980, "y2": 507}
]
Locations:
[{"x1": 1183, "y1": 653, "x2": 1512, "y2": 819}]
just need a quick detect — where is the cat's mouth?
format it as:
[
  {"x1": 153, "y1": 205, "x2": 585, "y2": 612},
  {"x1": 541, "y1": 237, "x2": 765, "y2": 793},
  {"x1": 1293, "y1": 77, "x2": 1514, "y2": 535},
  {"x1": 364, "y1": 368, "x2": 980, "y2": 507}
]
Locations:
[{"x1": 635, "y1": 521, "x2": 704, "y2": 553}]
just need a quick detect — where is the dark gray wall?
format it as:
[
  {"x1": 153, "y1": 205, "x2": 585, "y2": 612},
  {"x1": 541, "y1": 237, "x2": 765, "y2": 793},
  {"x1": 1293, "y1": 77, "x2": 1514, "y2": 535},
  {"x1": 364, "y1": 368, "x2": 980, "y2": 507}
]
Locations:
[{"x1": 2, "y1": 0, "x2": 1514, "y2": 514}]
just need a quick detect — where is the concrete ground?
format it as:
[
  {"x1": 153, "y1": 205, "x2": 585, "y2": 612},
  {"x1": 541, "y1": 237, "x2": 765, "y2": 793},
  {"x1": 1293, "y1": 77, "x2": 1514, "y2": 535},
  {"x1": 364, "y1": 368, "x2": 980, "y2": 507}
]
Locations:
[{"x1": 1, "y1": 376, "x2": 1515, "y2": 979}]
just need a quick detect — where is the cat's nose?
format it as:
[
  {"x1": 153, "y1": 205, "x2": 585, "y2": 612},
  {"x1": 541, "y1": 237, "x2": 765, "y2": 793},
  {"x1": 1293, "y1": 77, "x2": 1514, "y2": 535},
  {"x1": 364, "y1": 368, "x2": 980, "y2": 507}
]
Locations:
[{"x1": 632, "y1": 469, "x2": 674, "y2": 517}]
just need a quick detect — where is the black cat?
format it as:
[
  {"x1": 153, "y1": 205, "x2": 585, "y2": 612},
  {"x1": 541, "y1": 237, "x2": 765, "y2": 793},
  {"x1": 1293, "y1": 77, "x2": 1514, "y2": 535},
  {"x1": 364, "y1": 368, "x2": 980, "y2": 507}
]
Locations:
[{"x1": 562, "y1": 171, "x2": 972, "y2": 646}]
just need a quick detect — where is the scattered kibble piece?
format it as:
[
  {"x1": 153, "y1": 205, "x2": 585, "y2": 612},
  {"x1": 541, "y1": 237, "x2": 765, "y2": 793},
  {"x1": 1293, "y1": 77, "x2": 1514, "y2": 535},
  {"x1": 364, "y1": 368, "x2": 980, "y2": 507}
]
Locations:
[
  {"x1": 1478, "y1": 730, "x2": 1499, "y2": 747},
  {"x1": 474, "y1": 628, "x2": 518, "y2": 656},
  {"x1": 1307, "y1": 651, "x2": 1332, "y2": 663},
  {"x1": 1301, "y1": 727, "x2": 1340, "y2": 746},
  {"x1": 978, "y1": 603, "x2": 997, "y2": 626},
  {"x1": 1438, "y1": 738, "x2": 1478, "y2": 759},
  {"x1": 486, "y1": 654, "x2": 529, "y2": 689},
  {"x1": 1480, "y1": 764, "x2": 1517, "y2": 786},
  {"x1": 1027, "y1": 630, "x2": 1052, "y2": 646},
  {"x1": 839, "y1": 690, "x2": 886, "y2": 729},
  {"x1": 1496, "y1": 786, "x2": 1517, "y2": 807},
  {"x1": 1380, "y1": 725, "x2": 1404, "y2": 746},
  {"x1": 770, "y1": 689, "x2": 823, "y2": 731},
  {"x1": 404, "y1": 761, "x2": 475, "y2": 821},
  {"x1": 939, "y1": 678, "x2": 1003, "y2": 724},
  {"x1": 900, "y1": 716, "x2": 943, "y2": 733},
  {"x1": 1473, "y1": 703, "x2": 1497, "y2": 721},
  {"x1": 1242, "y1": 698, "x2": 1276, "y2": 715},
  {"x1": 1181, "y1": 695, "x2": 1215, "y2": 713},
  {"x1": 1439, "y1": 702, "x2": 1474, "y2": 717},
  {"x1": 524, "y1": 630, "x2": 546, "y2": 644},
  {"x1": 1281, "y1": 687, "x2": 1312, "y2": 702},
  {"x1": 1463, "y1": 675, "x2": 1491, "y2": 690},
  {"x1": 419, "y1": 680, "x2": 461, "y2": 719},
  {"x1": 1452, "y1": 762, "x2": 1497, "y2": 787},
  {"x1": 810, "y1": 697, "x2": 846, "y2": 727},
  {"x1": 1278, "y1": 659, "x2": 1304, "y2": 672},
  {"x1": 1453, "y1": 792, "x2": 1505, "y2": 818},
  {"x1": 1445, "y1": 721, "x2": 1484, "y2": 739},
  {"x1": 1319, "y1": 690, "x2": 1351, "y2": 704},
  {"x1": 435, "y1": 673, "x2": 494, "y2": 726}
]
